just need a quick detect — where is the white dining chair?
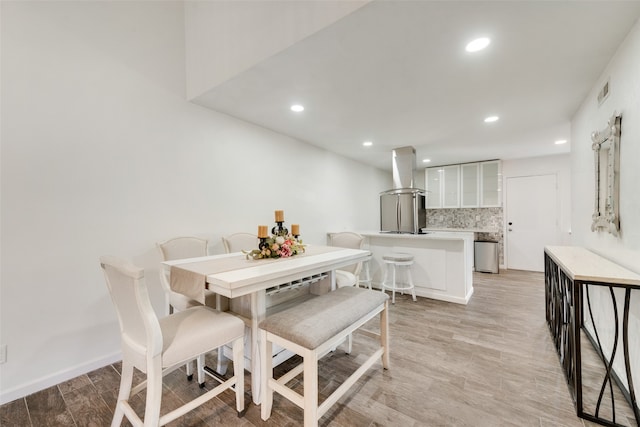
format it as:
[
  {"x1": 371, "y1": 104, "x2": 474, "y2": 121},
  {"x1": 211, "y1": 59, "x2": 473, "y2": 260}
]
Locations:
[
  {"x1": 100, "y1": 256, "x2": 245, "y2": 427},
  {"x1": 328, "y1": 232, "x2": 365, "y2": 288},
  {"x1": 327, "y1": 231, "x2": 366, "y2": 353},
  {"x1": 222, "y1": 233, "x2": 259, "y2": 253},
  {"x1": 157, "y1": 236, "x2": 219, "y2": 384}
]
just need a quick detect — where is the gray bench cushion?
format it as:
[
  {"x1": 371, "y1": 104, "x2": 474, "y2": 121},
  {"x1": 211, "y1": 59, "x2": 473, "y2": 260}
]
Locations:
[{"x1": 259, "y1": 286, "x2": 388, "y2": 350}]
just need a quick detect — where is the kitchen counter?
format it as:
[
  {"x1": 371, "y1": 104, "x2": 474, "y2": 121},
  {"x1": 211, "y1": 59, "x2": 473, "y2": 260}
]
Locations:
[
  {"x1": 331, "y1": 231, "x2": 474, "y2": 304},
  {"x1": 359, "y1": 230, "x2": 474, "y2": 240},
  {"x1": 422, "y1": 227, "x2": 499, "y2": 233}
]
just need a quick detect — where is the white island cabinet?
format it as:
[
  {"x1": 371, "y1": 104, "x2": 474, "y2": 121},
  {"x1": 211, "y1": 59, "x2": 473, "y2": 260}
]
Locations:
[{"x1": 359, "y1": 231, "x2": 474, "y2": 304}]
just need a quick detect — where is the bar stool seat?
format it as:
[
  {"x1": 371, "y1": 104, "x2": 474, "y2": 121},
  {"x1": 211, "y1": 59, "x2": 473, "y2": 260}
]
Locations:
[{"x1": 381, "y1": 253, "x2": 417, "y2": 304}]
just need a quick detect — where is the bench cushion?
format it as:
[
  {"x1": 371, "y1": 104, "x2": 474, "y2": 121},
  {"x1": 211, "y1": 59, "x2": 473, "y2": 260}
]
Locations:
[{"x1": 259, "y1": 286, "x2": 388, "y2": 350}]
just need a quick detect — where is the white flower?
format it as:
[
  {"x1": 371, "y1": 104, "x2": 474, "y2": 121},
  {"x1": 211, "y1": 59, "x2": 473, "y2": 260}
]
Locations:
[{"x1": 275, "y1": 236, "x2": 285, "y2": 244}]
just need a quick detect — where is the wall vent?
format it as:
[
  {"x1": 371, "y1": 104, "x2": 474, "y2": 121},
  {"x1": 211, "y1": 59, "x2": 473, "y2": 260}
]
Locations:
[{"x1": 597, "y1": 80, "x2": 610, "y2": 106}]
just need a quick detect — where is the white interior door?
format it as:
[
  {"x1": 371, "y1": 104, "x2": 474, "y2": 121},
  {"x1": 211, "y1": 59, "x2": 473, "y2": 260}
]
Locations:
[{"x1": 506, "y1": 174, "x2": 559, "y2": 272}]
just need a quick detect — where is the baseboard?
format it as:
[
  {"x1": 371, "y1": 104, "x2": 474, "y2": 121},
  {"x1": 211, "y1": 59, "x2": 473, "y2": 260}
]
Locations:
[{"x1": 0, "y1": 351, "x2": 122, "y2": 405}]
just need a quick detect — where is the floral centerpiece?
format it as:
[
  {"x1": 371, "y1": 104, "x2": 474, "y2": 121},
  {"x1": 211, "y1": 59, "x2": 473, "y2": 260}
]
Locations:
[
  {"x1": 245, "y1": 213, "x2": 305, "y2": 260},
  {"x1": 244, "y1": 233, "x2": 305, "y2": 260}
]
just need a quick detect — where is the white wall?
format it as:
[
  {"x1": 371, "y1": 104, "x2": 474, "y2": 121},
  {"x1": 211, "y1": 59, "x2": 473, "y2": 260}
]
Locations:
[
  {"x1": 570, "y1": 18, "x2": 640, "y2": 405},
  {"x1": 0, "y1": 1, "x2": 388, "y2": 403}
]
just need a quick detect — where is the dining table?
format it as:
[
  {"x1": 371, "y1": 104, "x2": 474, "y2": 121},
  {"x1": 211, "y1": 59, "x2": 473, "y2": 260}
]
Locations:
[{"x1": 161, "y1": 244, "x2": 371, "y2": 404}]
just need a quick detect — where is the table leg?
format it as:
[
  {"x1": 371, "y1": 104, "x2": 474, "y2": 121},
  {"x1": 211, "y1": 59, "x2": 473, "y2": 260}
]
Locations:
[
  {"x1": 250, "y1": 290, "x2": 266, "y2": 404},
  {"x1": 330, "y1": 270, "x2": 336, "y2": 291}
]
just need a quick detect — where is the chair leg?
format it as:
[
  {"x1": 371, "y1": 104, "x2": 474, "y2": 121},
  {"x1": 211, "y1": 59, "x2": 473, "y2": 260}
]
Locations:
[
  {"x1": 381, "y1": 300, "x2": 390, "y2": 369},
  {"x1": 197, "y1": 354, "x2": 205, "y2": 387},
  {"x1": 111, "y1": 361, "x2": 134, "y2": 427},
  {"x1": 260, "y1": 330, "x2": 273, "y2": 421},
  {"x1": 381, "y1": 262, "x2": 389, "y2": 296},
  {"x1": 185, "y1": 360, "x2": 194, "y2": 381},
  {"x1": 408, "y1": 266, "x2": 417, "y2": 302},
  {"x1": 216, "y1": 346, "x2": 228, "y2": 375},
  {"x1": 391, "y1": 264, "x2": 397, "y2": 304},
  {"x1": 143, "y1": 357, "x2": 163, "y2": 427},
  {"x1": 233, "y1": 336, "x2": 245, "y2": 415}
]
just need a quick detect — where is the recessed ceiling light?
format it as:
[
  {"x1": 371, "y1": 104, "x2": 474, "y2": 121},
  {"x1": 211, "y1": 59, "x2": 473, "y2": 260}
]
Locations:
[
  {"x1": 363, "y1": 141, "x2": 373, "y2": 147},
  {"x1": 466, "y1": 37, "x2": 490, "y2": 53},
  {"x1": 422, "y1": 158, "x2": 431, "y2": 163},
  {"x1": 290, "y1": 104, "x2": 304, "y2": 112},
  {"x1": 484, "y1": 116, "x2": 499, "y2": 123},
  {"x1": 555, "y1": 139, "x2": 567, "y2": 145}
]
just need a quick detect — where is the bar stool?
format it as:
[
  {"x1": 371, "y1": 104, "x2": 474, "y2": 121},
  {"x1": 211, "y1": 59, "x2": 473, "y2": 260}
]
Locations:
[{"x1": 381, "y1": 253, "x2": 417, "y2": 304}]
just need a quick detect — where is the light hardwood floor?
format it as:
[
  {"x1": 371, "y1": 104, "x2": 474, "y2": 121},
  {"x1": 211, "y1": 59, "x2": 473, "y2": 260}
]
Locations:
[{"x1": 0, "y1": 270, "x2": 629, "y2": 426}]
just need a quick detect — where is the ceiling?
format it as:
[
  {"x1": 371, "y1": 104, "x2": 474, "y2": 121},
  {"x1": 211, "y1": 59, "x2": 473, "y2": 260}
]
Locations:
[{"x1": 193, "y1": 1, "x2": 640, "y2": 171}]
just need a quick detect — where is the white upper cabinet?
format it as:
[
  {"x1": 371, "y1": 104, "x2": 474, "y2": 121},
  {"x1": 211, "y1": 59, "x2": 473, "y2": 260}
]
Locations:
[
  {"x1": 425, "y1": 165, "x2": 460, "y2": 208},
  {"x1": 442, "y1": 165, "x2": 460, "y2": 208},
  {"x1": 426, "y1": 160, "x2": 501, "y2": 209},
  {"x1": 480, "y1": 160, "x2": 502, "y2": 207},
  {"x1": 461, "y1": 163, "x2": 480, "y2": 207},
  {"x1": 425, "y1": 167, "x2": 443, "y2": 208}
]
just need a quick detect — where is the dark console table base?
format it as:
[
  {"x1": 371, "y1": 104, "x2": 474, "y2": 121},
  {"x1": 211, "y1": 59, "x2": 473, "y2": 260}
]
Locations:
[{"x1": 544, "y1": 247, "x2": 639, "y2": 427}]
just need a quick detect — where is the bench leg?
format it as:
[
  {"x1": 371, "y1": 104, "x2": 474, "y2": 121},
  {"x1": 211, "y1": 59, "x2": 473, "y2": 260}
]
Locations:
[
  {"x1": 381, "y1": 300, "x2": 390, "y2": 369},
  {"x1": 260, "y1": 330, "x2": 273, "y2": 421},
  {"x1": 303, "y1": 348, "x2": 319, "y2": 427}
]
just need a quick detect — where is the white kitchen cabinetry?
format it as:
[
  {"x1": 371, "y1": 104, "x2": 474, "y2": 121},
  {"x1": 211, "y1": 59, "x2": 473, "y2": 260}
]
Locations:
[
  {"x1": 427, "y1": 160, "x2": 501, "y2": 209},
  {"x1": 425, "y1": 165, "x2": 460, "y2": 208},
  {"x1": 480, "y1": 160, "x2": 502, "y2": 207},
  {"x1": 461, "y1": 163, "x2": 480, "y2": 207},
  {"x1": 425, "y1": 167, "x2": 442, "y2": 208}
]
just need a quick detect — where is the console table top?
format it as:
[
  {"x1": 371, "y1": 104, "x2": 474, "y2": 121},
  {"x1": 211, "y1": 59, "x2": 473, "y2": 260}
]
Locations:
[{"x1": 545, "y1": 246, "x2": 640, "y2": 286}]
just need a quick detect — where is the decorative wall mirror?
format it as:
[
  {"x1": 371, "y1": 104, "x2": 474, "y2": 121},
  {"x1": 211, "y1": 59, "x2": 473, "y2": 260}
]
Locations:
[{"x1": 591, "y1": 113, "x2": 621, "y2": 236}]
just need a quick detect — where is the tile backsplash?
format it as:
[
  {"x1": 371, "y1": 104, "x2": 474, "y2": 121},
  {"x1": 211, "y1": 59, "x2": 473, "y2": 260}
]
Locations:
[{"x1": 426, "y1": 207, "x2": 504, "y2": 266}]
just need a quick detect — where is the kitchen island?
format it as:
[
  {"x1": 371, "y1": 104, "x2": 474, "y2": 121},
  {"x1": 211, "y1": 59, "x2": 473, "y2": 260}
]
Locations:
[{"x1": 333, "y1": 231, "x2": 474, "y2": 304}]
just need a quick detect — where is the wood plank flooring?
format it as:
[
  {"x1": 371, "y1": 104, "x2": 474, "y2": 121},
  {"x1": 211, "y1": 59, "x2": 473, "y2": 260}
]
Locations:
[{"x1": 0, "y1": 270, "x2": 631, "y2": 426}]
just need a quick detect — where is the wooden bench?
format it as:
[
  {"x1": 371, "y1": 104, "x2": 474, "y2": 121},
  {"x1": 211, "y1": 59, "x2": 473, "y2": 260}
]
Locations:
[{"x1": 259, "y1": 286, "x2": 390, "y2": 427}]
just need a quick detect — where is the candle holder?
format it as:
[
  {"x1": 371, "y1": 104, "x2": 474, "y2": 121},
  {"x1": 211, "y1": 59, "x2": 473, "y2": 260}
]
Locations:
[
  {"x1": 272, "y1": 221, "x2": 288, "y2": 237},
  {"x1": 259, "y1": 237, "x2": 269, "y2": 251}
]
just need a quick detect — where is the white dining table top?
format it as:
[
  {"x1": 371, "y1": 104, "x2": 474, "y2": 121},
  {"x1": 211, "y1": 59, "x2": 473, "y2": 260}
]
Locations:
[{"x1": 163, "y1": 245, "x2": 371, "y2": 298}]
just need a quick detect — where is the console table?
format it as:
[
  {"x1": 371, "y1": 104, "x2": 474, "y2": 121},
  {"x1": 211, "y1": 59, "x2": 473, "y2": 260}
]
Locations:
[{"x1": 544, "y1": 246, "x2": 640, "y2": 427}]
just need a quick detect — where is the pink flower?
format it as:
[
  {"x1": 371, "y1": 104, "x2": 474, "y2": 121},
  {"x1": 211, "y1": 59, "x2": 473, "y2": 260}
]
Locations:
[{"x1": 279, "y1": 244, "x2": 293, "y2": 257}]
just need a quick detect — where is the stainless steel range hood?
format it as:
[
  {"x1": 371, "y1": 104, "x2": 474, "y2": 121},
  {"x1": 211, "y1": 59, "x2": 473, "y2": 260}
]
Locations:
[
  {"x1": 380, "y1": 146, "x2": 427, "y2": 233},
  {"x1": 382, "y1": 146, "x2": 427, "y2": 195}
]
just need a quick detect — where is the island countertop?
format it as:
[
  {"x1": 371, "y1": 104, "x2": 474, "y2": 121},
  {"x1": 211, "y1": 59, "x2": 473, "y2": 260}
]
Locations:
[{"x1": 356, "y1": 230, "x2": 475, "y2": 241}]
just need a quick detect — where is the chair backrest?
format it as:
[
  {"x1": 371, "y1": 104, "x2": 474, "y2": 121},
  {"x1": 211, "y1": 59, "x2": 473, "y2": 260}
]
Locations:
[
  {"x1": 328, "y1": 232, "x2": 365, "y2": 275},
  {"x1": 222, "y1": 233, "x2": 259, "y2": 253},
  {"x1": 328, "y1": 232, "x2": 364, "y2": 250},
  {"x1": 157, "y1": 236, "x2": 208, "y2": 261},
  {"x1": 156, "y1": 237, "x2": 209, "y2": 296},
  {"x1": 100, "y1": 256, "x2": 162, "y2": 366}
]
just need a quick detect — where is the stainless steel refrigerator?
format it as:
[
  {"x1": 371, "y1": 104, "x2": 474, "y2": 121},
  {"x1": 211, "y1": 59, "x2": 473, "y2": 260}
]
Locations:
[{"x1": 380, "y1": 189, "x2": 426, "y2": 234}]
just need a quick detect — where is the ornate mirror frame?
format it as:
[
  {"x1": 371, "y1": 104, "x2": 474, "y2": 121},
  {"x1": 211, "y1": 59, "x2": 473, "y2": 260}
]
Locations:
[{"x1": 591, "y1": 113, "x2": 621, "y2": 236}]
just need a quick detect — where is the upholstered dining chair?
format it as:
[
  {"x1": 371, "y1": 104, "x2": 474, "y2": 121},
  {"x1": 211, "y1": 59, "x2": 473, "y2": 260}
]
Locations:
[
  {"x1": 157, "y1": 236, "x2": 219, "y2": 384},
  {"x1": 327, "y1": 231, "x2": 366, "y2": 353},
  {"x1": 222, "y1": 233, "x2": 259, "y2": 254},
  {"x1": 328, "y1": 232, "x2": 365, "y2": 288},
  {"x1": 100, "y1": 256, "x2": 245, "y2": 427}
]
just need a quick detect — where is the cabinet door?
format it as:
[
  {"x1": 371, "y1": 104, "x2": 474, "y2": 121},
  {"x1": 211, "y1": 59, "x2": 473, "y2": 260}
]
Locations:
[
  {"x1": 480, "y1": 161, "x2": 502, "y2": 207},
  {"x1": 425, "y1": 167, "x2": 442, "y2": 208},
  {"x1": 442, "y1": 165, "x2": 460, "y2": 208},
  {"x1": 461, "y1": 163, "x2": 479, "y2": 207}
]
